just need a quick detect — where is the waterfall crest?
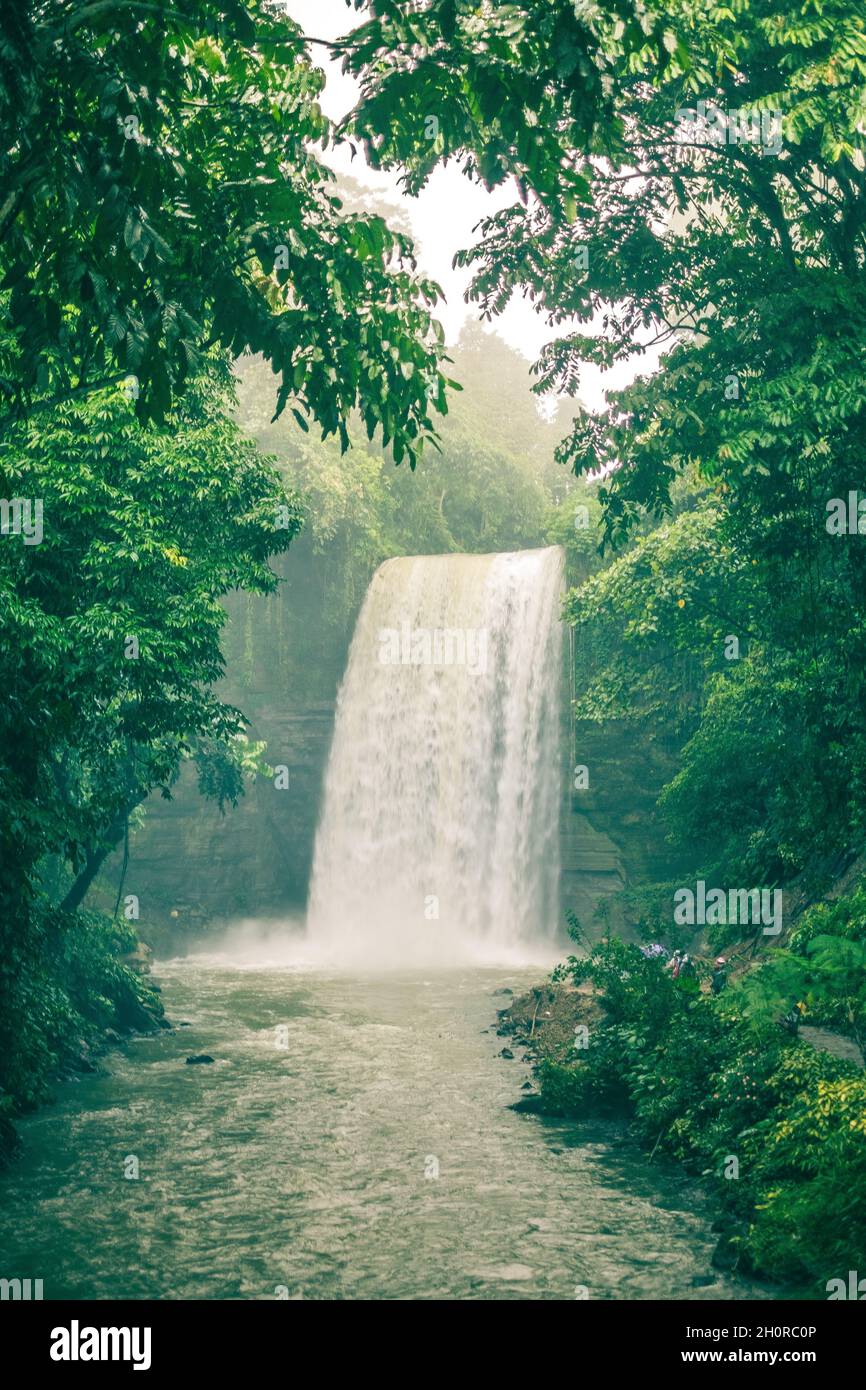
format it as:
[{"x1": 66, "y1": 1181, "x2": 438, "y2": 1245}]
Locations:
[{"x1": 306, "y1": 547, "x2": 565, "y2": 966}]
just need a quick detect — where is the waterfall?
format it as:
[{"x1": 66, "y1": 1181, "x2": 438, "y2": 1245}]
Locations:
[{"x1": 306, "y1": 546, "x2": 566, "y2": 966}]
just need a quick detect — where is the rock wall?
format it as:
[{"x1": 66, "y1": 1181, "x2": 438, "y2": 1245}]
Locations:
[
  {"x1": 124, "y1": 707, "x2": 671, "y2": 954},
  {"x1": 110, "y1": 552, "x2": 680, "y2": 953},
  {"x1": 128, "y1": 704, "x2": 334, "y2": 947},
  {"x1": 101, "y1": 535, "x2": 352, "y2": 952},
  {"x1": 559, "y1": 720, "x2": 685, "y2": 940}
]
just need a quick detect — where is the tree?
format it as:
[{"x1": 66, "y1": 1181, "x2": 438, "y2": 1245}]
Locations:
[
  {"x1": 226, "y1": 323, "x2": 567, "y2": 703},
  {"x1": 335, "y1": 0, "x2": 866, "y2": 887},
  {"x1": 0, "y1": 359, "x2": 300, "y2": 925},
  {"x1": 339, "y1": 0, "x2": 669, "y2": 202},
  {"x1": 0, "y1": 0, "x2": 454, "y2": 465},
  {"x1": 406, "y1": 0, "x2": 866, "y2": 528}
]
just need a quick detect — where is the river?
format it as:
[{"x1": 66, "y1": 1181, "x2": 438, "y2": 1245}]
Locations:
[{"x1": 0, "y1": 951, "x2": 765, "y2": 1301}]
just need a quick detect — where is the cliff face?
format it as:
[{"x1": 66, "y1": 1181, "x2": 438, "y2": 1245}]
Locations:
[
  {"x1": 105, "y1": 537, "x2": 353, "y2": 951},
  {"x1": 122, "y1": 702, "x2": 679, "y2": 955},
  {"x1": 124, "y1": 705, "x2": 334, "y2": 950},
  {"x1": 113, "y1": 545, "x2": 679, "y2": 953},
  {"x1": 559, "y1": 720, "x2": 685, "y2": 941}
]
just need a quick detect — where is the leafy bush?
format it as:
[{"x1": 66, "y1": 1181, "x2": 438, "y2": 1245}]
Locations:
[
  {"x1": 788, "y1": 889, "x2": 866, "y2": 954},
  {"x1": 736, "y1": 888, "x2": 866, "y2": 1049},
  {"x1": 745, "y1": 1072, "x2": 866, "y2": 1287},
  {"x1": 0, "y1": 906, "x2": 162, "y2": 1126},
  {"x1": 536, "y1": 934, "x2": 866, "y2": 1294}
]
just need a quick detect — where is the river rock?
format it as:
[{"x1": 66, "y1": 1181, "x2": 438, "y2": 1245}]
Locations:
[
  {"x1": 711, "y1": 1234, "x2": 740, "y2": 1271},
  {"x1": 185, "y1": 1055, "x2": 215, "y2": 1065},
  {"x1": 509, "y1": 1095, "x2": 545, "y2": 1113}
]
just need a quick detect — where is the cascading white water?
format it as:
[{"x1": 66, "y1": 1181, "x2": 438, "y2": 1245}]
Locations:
[{"x1": 306, "y1": 546, "x2": 565, "y2": 967}]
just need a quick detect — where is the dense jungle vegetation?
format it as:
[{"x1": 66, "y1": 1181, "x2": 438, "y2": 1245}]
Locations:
[
  {"x1": 1, "y1": 0, "x2": 865, "y2": 1296},
  {"x1": 223, "y1": 316, "x2": 599, "y2": 707}
]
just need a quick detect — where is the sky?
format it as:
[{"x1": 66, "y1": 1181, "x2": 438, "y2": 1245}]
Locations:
[{"x1": 286, "y1": 0, "x2": 663, "y2": 414}]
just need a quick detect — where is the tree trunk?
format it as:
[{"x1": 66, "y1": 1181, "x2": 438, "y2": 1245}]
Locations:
[{"x1": 59, "y1": 797, "x2": 143, "y2": 914}]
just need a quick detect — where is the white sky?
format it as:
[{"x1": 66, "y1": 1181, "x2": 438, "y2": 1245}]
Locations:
[{"x1": 287, "y1": 0, "x2": 662, "y2": 413}]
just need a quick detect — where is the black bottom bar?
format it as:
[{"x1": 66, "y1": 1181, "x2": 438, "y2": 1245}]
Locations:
[{"x1": 5, "y1": 1296, "x2": 861, "y2": 1375}]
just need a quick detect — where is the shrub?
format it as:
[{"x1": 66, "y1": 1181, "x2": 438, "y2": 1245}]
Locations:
[
  {"x1": 536, "y1": 932, "x2": 866, "y2": 1294},
  {"x1": 0, "y1": 905, "x2": 162, "y2": 1125}
]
